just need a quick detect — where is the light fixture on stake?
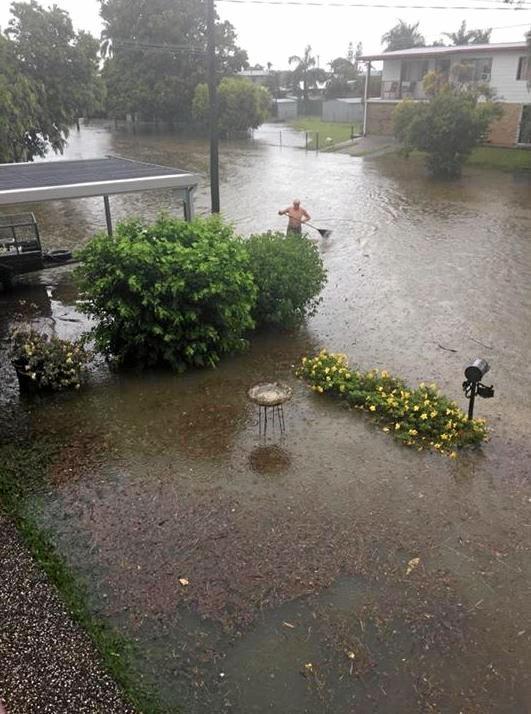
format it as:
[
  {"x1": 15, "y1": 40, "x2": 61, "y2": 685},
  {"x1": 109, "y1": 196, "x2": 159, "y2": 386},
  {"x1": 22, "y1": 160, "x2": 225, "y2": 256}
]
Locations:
[{"x1": 462, "y1": 358, "x2": 494, "y2": 420}]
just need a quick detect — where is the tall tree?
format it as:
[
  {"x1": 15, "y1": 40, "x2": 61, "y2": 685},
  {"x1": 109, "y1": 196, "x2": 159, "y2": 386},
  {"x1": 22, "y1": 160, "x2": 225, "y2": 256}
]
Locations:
[
  {"x1": 3, "y1": 1, "x2": 103, "y2": 161},
  {"x1": 0, "y1": 35, "x2": 41, "y2": 162},
  {"x1": 443, "y1": 20, "x2": 492, "y2": 46},
  {"x1": 382, "y1": 20, "x2": 425, "y2": 52},
  {"x1": 99, "y1": 0, "x2": 248, "y2": 122},
  {"x1": 288, "y1": 45, "x2": 326, "y2": 101}
]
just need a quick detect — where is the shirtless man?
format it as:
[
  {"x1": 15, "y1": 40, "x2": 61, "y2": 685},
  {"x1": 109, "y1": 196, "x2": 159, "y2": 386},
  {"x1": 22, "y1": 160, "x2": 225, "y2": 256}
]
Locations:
[{"x1": 278, "y1": 199, "x2": 310, "y2": 235}]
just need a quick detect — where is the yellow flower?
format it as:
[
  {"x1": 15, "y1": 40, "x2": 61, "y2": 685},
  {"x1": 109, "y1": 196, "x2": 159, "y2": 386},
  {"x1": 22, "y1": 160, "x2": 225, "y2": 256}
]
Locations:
[
  {"x1": 408, "y1": 429, "x2": 418, "y2": 436},
  {"x1": 369, "y1": 405, "x2": 376, "y2": 412},
  {"x1": 382, "y1": 427, "x2": 390, "y2": 432},
  {"x1": 317, "y1": 386, "x2": 324, "y2": 393},
  {"x1": 395, "y1": 423, "x2": 401, "y2": 430},
  {"x1": 420, "y1": 413, "x2": 428, "y2": 420},
  {"x1": 339, "y1": 385, "x2": 345, "y2": 393},
  {"x1": 381, "y1": 370, "x2": 389, "y2": 378},
  {"x1": 430, "y1": 411, "x2": 438, "y2": 418},
  {"x1": 413, "y1": 405, "x2": 420, "y2": 412},
  {"x1": 325, "y1": 367, "x2": 330, "y2": 374},
  {"x1": 440, "y1": 434, "x2": 448, "y2": 441}
]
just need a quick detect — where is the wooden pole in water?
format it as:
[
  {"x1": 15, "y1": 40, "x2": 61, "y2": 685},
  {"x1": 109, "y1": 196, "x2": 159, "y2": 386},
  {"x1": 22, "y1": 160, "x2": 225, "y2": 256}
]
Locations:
[{"x1": 207, "y1": 0, "x2": 220, "y2": 213}]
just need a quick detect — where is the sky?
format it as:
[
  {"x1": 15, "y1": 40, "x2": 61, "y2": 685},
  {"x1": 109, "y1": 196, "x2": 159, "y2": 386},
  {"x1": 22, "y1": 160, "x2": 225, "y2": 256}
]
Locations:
[{"x1": 0, "y1": 0, "x2": 530, "y2": 68}]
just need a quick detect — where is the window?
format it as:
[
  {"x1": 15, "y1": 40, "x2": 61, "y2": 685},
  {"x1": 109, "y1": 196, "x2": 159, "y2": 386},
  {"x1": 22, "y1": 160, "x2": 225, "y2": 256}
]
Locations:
[
  {"x1": 401, "y1": 60, "x2": 430, "y2": 82},
  {"x1": 460, "y1": 57, "x2": 492, "y2": 82},
  {"x1": 517, "y1": 56, "x2": 530, "y2": 81}
]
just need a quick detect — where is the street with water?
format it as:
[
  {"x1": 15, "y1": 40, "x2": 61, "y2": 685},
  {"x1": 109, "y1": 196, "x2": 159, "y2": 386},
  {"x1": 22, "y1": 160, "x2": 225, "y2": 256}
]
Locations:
[{"x1": 1, "y1": 121, "x2": 530, "y2": 712}]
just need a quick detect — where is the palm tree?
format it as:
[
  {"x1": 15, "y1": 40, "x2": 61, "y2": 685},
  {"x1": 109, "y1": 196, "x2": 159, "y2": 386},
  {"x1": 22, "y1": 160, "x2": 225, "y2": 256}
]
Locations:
[
  {"x1": 381, "y1": 20, "x2": 425, "y2": 52},
  {"x1": 444, "y1": 20, "x2": 491, "y2": 46},
  {"x1": 288, "y1": 45, "x2": 322, "y2": 101}
]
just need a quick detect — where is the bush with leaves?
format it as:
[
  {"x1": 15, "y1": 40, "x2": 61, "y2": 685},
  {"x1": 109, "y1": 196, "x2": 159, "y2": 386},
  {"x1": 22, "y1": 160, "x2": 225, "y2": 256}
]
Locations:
[
  {"x1": 193, "y1": 78, "x2": 271, "y2": 133},
  {"x1": 393, "y1": 73, "x2": 502, "y2": 177},
  {"x1": 76, "y1": 216, "x2": 257, "y2": 370},
  {"x1": 245, "y1": 232, "x2": 327, "y2": 328},
  {"x1": 297, "y1": 351, "x2": 487, "y2": 456}
]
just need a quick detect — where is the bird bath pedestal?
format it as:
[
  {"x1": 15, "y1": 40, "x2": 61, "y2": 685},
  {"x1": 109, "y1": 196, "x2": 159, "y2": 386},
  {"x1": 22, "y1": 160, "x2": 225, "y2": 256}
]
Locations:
[{"x1": 247, "y1": 382, "x2": 292, "y2": 438}]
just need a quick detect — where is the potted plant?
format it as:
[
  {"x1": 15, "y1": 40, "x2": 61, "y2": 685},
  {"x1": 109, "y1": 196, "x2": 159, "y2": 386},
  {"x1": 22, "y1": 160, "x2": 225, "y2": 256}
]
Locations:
[{"x1": 10, "y1": 327, "x2": 89, "y2": 394}]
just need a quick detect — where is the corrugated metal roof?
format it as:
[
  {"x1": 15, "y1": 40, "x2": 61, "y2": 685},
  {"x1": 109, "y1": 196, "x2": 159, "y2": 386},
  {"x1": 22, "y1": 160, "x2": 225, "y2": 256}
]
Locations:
[
  {"x1": 361, "y1": 42, "x2": 527, "y2": 62},
  {"x1": 0, "y1": 157, "x2": 199, "y2": 206}
]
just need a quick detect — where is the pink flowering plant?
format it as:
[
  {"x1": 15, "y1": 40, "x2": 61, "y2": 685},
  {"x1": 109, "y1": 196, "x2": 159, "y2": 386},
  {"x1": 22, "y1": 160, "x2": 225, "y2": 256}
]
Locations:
[
  {"x1": 10, "y1": 328, "x2": 88, "y2": 391},
  {"x1": 296, "y1": 350, "x2": 487, "y2": 456}
]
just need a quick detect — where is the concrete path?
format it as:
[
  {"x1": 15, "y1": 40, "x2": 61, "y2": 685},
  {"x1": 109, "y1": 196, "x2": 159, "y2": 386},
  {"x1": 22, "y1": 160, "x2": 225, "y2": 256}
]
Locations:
[{"x1": 331, "y1": 134, "x2": 398, "y2": 157}]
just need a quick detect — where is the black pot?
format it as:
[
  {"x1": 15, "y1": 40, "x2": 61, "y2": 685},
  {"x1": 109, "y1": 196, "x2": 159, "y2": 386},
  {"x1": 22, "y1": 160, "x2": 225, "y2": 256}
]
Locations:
[{"x1": 12, "y1": 361, "x2": 43, "y2": 395}]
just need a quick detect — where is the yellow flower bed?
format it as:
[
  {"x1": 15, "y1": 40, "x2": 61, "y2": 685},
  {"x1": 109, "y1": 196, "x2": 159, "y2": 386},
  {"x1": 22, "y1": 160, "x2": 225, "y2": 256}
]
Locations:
[{"x1": 296, "y1": 351, "x2": 487, "y2": 456}]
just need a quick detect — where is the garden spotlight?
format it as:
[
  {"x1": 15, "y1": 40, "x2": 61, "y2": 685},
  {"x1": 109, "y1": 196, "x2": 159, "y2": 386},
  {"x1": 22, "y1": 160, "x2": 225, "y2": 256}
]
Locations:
[{"x1": 462, "y1": 358, "x2": 494, "y2": 420}]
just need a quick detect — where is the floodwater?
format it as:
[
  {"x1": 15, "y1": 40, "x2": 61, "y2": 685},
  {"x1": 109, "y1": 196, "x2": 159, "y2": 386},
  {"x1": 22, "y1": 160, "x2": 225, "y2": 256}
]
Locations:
[{"x1": 1, "y1": 122, "x2": 531, "y2": 712}]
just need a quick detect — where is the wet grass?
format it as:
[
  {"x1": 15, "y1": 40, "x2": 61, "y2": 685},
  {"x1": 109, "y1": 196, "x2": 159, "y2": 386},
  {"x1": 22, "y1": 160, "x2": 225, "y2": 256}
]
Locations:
[
  {"x1": 0, "y1": 439, "x2": 176, "y2": 714},
  {"x1": 467, "y1": 145, "x2": 531, "y2": 172},
  {"x1": 384, "y1": 145, "x2": 531, "y2": 172},
  {"x1": 289, "y1": 118, "x2": 362, "y2": 148}
]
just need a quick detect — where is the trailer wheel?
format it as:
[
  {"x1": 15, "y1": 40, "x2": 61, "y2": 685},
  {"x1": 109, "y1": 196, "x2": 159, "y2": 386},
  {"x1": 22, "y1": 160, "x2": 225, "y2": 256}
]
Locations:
[
  {"x1": 45, "y1": 249, "x2": 73, "y2": 263},
  {"x1": 0, "y1": 267, "x2": 15, "y2": 290}
]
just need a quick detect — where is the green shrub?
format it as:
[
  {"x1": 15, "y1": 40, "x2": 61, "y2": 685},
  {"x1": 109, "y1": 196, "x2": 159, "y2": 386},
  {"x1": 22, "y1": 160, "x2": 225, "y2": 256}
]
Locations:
[
  {"x1": 297, "y1": 350, "x2": 487, "y2": 456},
  {"x1": 76, "y1": 215, "x2": 257, "y2": 370},
  {"x1": 393, "y1": 76, "x2": 502, "y2": 177},
  {"x1": 246, "y1": 232, "x2": 327, "y2": 328}
]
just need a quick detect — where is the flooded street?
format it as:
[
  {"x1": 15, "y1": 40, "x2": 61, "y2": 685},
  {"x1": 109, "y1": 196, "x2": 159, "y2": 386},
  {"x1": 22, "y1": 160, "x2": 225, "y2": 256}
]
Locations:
[{"x1": 1, "y1": 122, "x2": 531, "y2": 712}]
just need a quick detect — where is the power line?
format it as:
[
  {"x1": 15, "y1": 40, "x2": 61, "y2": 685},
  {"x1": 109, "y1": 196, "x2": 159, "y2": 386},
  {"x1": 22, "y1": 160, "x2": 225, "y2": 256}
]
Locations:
[
  {"x1": 112, "y1": 39, "x2": 205, "y2": 54},
  {"x1": 218, "y1": 0, "x2": 531, "y2": 9}
]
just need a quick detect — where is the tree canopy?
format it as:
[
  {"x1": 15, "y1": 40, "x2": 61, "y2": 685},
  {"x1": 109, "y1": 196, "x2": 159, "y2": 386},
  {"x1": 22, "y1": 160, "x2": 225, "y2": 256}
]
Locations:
[
  {"x1": 443, "y1": 20, "x2": 492, "y2": 46},
  {"x1": 288, "y1": 45, "x2": 327, "y2": 101},
  {"x1": 382, "y1": 20, "x2": 425, "y2": 52},
  {"x1": 0, "y1": 1, "x2": 103, "y2": 162},
  {"x1": 192, "y1": 78, "x2": 271, "y2": 133},
  {"x1": 100, "y1": 0, "x2": 248, "y2": 122}
]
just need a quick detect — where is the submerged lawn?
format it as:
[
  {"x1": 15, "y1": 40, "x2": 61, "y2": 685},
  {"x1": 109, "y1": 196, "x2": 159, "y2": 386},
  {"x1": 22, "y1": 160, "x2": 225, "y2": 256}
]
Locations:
[{"x1": 289, "y1": 118, "x2": 361, "y2": 147}]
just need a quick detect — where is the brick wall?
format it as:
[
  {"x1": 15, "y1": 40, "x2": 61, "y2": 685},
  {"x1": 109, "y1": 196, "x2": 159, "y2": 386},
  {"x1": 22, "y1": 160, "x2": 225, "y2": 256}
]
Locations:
[
  {"x1": 366, "y1": 102, "x2": 397, "y2": 136},
  {"x1": 486, "y1": 103, "x2": 522, "y2": 146},
  {"x1": 366, "y1": 100, "x2": 525, "y2": 147}
]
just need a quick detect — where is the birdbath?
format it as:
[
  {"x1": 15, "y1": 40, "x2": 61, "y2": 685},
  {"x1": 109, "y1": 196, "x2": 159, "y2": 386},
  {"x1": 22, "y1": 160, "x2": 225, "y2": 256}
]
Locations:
[{"x1": 247, "y1": 382, "x2": 292, "y2": 438}]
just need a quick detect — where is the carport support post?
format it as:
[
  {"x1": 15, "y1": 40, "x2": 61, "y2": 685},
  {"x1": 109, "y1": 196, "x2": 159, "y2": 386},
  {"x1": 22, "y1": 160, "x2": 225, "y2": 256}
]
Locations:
[
  {"x1": 363, "y1": 61, "x2": 371, "y2": 137},
  {"x1": 103, "y1": 194, "x2": 113, "y2": 236},
  {"x1": 183, "y1": 188, "x2": 195, "y2": 221}
]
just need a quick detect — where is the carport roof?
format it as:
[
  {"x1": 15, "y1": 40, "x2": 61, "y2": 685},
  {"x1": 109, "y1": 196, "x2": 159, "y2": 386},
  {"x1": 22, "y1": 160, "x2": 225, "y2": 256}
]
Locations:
[{"x1": 0, "y1": 156, "x2": 199, "y2": 205}]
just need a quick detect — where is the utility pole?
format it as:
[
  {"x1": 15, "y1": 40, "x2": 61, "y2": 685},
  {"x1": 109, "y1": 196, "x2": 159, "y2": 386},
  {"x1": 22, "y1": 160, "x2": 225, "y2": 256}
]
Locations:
[{"x1": 207, "y1": 0, "x2": 220, "y2": 213}]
